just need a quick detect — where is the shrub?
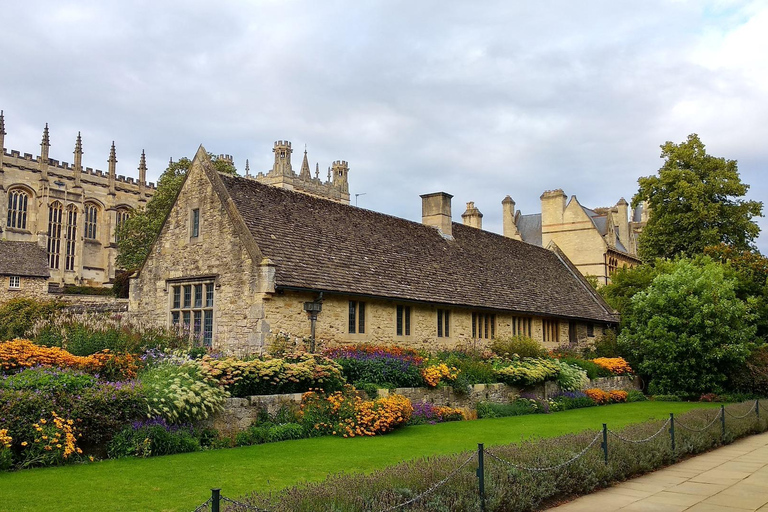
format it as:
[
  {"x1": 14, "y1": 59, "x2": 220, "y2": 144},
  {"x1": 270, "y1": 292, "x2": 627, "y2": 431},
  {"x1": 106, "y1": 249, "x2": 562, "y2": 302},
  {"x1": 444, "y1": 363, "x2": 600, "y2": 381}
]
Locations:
[
  {"x1": 490, "y1": 336, "x2": 547, "y2": 358},
  {"x1": 557, "y1": 357, "x2": 611, "y2": 379},
  {"x1": 476, "y1": 397, "x2": 546, "y2": 418},
  {"x1": 325, "y1": 345, "x2": 424, "y2": 388},
  {"x1": 17, "y1": 411, "x2": 83, "y2": 468},
  {"x1": 0, "y1": 429, "x2": 12, "y2": 471},
  {"x1": 0, "y1": 367, "x2": 97, "y2": 393},
  {"x1": 548, "y1": 391, "x2": 596, "y2": 412},
  {"x1": 199, "y1": 353, "x2": 345, "y2": 397},
  {"x1": 730, "y1": 345, "x2": 768, "y2": 396},
  {"x1": 0, "y1": 339, "x2": 140, "y2": 380},
  {"x1": 408, "y1": 402, "x2": 465, "y2": 425},
  {"x1": 652, "y1": 394, "x2": 682, "y2": 402},
  {"x1": 609, "y1": 390, "x2": 628, "y2": 403},
  {"x1": 494, "y1": 358, "x2": 561, "y2": 387},
  {"x1": 556, "y1": 362, "x2": 589, "y2": 391},
  {"x1": 591, "y1": 329, "x2": 620, "y2": 357},
  {"x1": 0, "y1": 298, "x2": 63, "y2": 341},
  {"x1": 625, "y1": 390, "x2": 648, "y2": 402},
  {"x1": 141, "y1": 362, "x2": 228, "y2": 423},
  {"x1": 421, "y1": 363, "x2": 459, "y2": 387},
  {"x1": 591, "y1": 358, "x2": 633, "y2": 376},
  {"x1": 299, "y1": 386, "x2": 412, "y2": 438},
  {"x1": 584, "y1": 388, "x2": 610, "y2": 405},
  {"x1": 107, "y1": 418, "x2": 201, "y2": 458}
]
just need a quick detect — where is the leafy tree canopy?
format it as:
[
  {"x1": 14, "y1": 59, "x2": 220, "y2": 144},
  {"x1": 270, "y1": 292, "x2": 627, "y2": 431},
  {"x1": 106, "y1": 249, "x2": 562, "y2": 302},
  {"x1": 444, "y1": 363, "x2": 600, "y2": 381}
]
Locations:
[
  {"x1": 116, "y1": 154, "x2": 236, "y2": 272},
  {"x1": 618, "y1": 257, "x2": 758, "y2": 396},
  {"x1": 633, "y1": 134, "x2": 763, "y2": 261}
]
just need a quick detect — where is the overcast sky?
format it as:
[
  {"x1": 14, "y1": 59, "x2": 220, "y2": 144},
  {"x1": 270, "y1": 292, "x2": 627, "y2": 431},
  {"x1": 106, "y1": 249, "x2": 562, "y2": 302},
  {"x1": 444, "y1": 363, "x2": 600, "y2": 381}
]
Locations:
[{"x1": 2, "y1": 0, "x2": 766, "y2": 253}]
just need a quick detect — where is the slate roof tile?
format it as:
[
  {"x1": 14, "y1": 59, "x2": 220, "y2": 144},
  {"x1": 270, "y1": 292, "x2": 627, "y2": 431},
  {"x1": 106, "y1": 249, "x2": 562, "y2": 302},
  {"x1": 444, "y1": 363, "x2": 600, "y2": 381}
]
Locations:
[{"x1": 0, "y1": 240, "x2": 50, "y2": 278}]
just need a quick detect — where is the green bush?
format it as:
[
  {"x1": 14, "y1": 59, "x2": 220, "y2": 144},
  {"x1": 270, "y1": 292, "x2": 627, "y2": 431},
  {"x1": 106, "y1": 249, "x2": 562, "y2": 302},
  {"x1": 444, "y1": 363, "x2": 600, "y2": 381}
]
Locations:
[
  {"x1": 140, "y1": 362, "x2": 228, "y2": 423},
  {"x1": 652, "y1": 394, "x2": 682, "y2": 402},
  {"x1": 493, "y1": 358, "x2": 560, "y2": 387},
  {"x1": 729, "y1": 345, "x2": 768, "y2": 396},
  {"x1": 107, "y1": 419, "x2": 201, "y2": 458},
  {"x1": 235, "y1": 423, "x2": 306, "y2": 446},
  {"x1": 559, "y1": 357, "x2": 611, "y2": 379},
  {"x1": 592, "y1": 329, "x2": 620, "y2": 358},
  {"x1": 625, "y1": 390, "x2": 648, "y2": 402},
  {"x1": 432, "y1": 350, "x2": 496, "y2": 385},
  {"x1": 0, "y1": 367, "x2": 97, "y2": 394},
  {"x1": 548, "y1": 392, "x2": 596, "y2": 411},
  {"x1": 556, "y1": 362, "x2": 589, "y2": 391},
  {"x1": 490, "y1": 336, "x2": 548, "y2": 358},
  {"x1": 476, "y1": 398, "x2": 544, "y2": 418},
  {"x1": 0, "y1": 298, "x2": 63, "y2": 341}
]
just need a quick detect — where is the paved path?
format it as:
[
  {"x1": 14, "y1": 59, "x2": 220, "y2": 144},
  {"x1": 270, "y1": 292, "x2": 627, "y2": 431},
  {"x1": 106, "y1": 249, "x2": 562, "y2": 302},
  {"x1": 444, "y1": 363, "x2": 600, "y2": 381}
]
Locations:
[{"x1": 549, "y1": 431, "x2": 768, "y2": 511}]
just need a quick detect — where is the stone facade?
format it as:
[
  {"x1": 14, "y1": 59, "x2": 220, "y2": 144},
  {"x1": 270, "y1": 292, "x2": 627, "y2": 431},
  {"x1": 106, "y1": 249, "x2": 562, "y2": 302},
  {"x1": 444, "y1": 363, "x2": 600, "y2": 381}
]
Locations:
[
  {"x1": 0, "y1": 114, "x2": 155, "y2": 287},
  {"x1": 0, "y1": 275, "x2": 48, "y2": 302},
  {"x1": 500, "y1": 189, "x2": 646, "y2": 285},
  {"x1": 249, "y1": 140, "x2": 350, "y2": 204},
  {"x1": 204, "y1": 376, "x2": 641, "y2": 435}
]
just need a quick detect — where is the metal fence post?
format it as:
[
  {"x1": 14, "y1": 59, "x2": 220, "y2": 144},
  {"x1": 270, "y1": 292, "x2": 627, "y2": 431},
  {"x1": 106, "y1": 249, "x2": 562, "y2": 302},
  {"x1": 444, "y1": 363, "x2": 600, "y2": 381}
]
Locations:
[
  {"x1": 477, "y1": 443, "x2": 486, "y2": 512},
  {"x1": 721, "y1": 404, "x2": 726, "y2": 441},
  {"x1": 211, "y1": 488, "x2": 221, "y2": 512},
  {"x1": 602, "y1": 424, "x2": 608, "y2": 465},
  {"x1": 669, "y1": 413, "x2": 675, "y2": 455}
]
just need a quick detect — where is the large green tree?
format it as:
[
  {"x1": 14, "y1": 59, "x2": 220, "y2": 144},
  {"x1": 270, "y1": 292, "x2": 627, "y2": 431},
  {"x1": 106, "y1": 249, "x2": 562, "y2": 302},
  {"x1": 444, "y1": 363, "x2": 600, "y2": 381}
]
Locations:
[
  {"x1": 116, "y1": 155, "x2": 236, "y2": 272},
  {"x1": 618, "y1": 257, "x2": 757, "y2": 396},
  {"x1": 633, "y1": 134, "x2": 763, "y2": 261}
]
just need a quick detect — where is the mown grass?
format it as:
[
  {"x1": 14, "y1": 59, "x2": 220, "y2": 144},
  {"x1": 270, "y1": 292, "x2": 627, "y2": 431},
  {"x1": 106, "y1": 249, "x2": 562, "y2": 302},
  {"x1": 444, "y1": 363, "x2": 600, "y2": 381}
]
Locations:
[{"x1": 0, "y1": 401, "x2": 720, "y2": 512}]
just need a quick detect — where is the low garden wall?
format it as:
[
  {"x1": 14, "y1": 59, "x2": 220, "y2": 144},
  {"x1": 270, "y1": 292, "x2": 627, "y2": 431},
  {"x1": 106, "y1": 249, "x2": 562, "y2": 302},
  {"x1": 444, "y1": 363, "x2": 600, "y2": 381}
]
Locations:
[{"x1": 207, "y1": 376, "x2": 641, "y2": 435}]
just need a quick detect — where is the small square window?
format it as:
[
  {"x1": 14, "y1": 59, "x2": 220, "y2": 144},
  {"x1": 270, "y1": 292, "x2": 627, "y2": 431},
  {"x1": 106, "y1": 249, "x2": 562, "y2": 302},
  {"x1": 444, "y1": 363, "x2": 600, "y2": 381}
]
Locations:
[{"x1": 9, "y1": 276, "x2": 20, "y2": 289}]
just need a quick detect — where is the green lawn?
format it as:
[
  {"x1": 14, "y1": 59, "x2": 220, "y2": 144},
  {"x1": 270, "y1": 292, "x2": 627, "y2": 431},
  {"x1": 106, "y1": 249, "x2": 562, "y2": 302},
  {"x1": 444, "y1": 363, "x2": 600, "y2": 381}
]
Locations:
[{"x1": 0, "y1": 401, "x2": 720, "y2": 512}]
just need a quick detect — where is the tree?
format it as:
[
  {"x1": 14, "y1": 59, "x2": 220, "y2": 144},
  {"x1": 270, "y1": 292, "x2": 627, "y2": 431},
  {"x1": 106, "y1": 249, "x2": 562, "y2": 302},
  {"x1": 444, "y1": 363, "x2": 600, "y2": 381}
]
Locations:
[
  {"x1": 618, "y1": 258, "x2": 757, "y2": 396},
  {"x1": 633, "y1": 134, "x2": 763, "y2": 261},
  {"x1": 116, "y1": 155, "x2": 236, "y2": 272}
]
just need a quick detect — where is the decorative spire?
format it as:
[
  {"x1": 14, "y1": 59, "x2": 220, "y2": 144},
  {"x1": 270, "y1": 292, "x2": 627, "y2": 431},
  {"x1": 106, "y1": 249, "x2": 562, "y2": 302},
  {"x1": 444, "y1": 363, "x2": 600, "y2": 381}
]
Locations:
[
  {"x1": 138, "y1": 150, "x2": 147, "y2": 186},
  {"x1": 327, "y1": 166, "x2": 331, "y2": 182},
  {"x1": 169, "y1": 156, "x2": 173, "y2": 167},
  {"x1": 41, "y1": 123, "x2": 50, "y2": 148},
  {"x1": 108, "y1": 141, "x2": 117, "y2": 196},
  {"x1": 315, "y1": 162, "x2": 319, "y2": 180},
  {"x1": 73, "y1": 132, "x2": 83, "y2": 188},
  {"x1": 299, "y1": 147, "x2": 311, "y2": 180},
  {"x1": 245, "y1": 159, "x2": 250, "y2": 177},
  {"x1": 0, "y1": 110, "x2": 5, "y2": 137}
]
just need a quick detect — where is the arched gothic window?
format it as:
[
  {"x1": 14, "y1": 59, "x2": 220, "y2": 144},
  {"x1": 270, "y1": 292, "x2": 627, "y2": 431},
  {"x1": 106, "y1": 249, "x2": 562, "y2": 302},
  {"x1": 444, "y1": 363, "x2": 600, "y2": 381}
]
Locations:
[
  {"x1": 6, "y1": 189, "x2": 29, "y2": 229},
  {"x1": 64, "y1": 204, "x2": 78, "y2": 271},
  {"x1": 47, "y1": 202, "x2": 63, "y2": 269},
  {"x1": 115, "y1": 209, "x2": 131, "y2": 243},
  {"x1": 84, "y1": 203, "x2": 98, "y2": 239}
]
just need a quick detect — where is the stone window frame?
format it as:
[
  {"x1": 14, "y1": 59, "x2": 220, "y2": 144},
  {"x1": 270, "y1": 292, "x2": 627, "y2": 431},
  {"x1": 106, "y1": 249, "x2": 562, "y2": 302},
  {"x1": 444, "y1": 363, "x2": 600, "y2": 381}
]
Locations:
[
  {"x1": 115, "y1": 208, "x2": 131, "y2": 243},
  {"x1": 436, "y1": 308, "x2": 451, "y2": 338},
  {"x1": 191, "y1": 208, "x2": 200, "y2": 239},
  {"x1": 543, "y1": 319, "x2": 559, "y2": 343},
  {"x1": 587, "y1": 323, "x2": 595, "y2": 338},
  {"x1": 6, "y1": 187, "x2": 32, "y2": 230},
  {"x1": 64, "y1": 204, "x2": 78, "y2": 272},
  {"x1": 396, "y1": 304, "x2": 411, "y2": 337},
  {"x1": 83, "y1": 202, "x2": 99, "y2": 240},
  {"x1": 511, "y1": 316, "x2": 532, "y2": 338},
  {"x1": 472, "y1": 312, "x2": 496, "y2": 340},
  {"x1": 8, "y1": 276, "x2": 20, "y2": 289},
  {"x1": 168, "y1": 278, "x2": 216, "y2": 346},
  {"x1": 47, "y1": 201, "x2": 64, "y2": 269},
  {"x1": 348, "y1": 300, "x2": 366, "y2": 334}
]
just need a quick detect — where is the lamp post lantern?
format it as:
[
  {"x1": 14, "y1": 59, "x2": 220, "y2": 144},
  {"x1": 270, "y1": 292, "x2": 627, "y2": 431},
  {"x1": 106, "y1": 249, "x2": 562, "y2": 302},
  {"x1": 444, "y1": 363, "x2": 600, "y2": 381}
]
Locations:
[{"x1": 303, "y1": 298, "x2": 323, "y2": 353}]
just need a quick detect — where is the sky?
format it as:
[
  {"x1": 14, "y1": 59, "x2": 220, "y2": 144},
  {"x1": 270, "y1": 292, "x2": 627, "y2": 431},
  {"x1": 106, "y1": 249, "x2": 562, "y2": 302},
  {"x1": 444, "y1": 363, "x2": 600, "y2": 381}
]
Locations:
[{"x1": 1, "y1": 0, "x2": 767, "y2": 253}]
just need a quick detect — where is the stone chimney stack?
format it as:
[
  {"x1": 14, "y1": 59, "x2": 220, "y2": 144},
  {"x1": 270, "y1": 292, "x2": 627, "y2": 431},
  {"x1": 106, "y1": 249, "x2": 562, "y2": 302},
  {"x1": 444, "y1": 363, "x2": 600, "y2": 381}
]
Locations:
[
  {"x1": 502, "y1": 195, "x2": 521, "y2": 240},
  {"x1": 420, "y1": 192, "x2": 453, "y2": 238},
  {"x1": 616, "y1": 197, "x2": 629, "y2": 248},
  {"x1": 461, "y1": 201, "x2": 483, "y2": 229},
  {"x1": 540, "y1": 189, "x2": 567, "y2": 225}
]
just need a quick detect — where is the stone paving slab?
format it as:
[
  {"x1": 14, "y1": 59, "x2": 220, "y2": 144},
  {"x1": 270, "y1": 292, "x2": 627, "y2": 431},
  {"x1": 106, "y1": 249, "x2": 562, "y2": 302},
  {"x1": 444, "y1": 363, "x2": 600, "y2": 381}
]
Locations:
[{"x1": 548, "y1": 431, "x2": 768, "y2": 511}]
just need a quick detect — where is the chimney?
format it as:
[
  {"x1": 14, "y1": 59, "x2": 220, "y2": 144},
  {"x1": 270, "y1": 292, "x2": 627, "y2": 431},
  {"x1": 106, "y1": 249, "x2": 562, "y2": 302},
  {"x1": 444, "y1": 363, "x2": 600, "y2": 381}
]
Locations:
[
  {"x1": 420, "y1": 192, "x2": 453, "y2": 238},
  {"x1": 616, "y1": 197, "x2": 629, "y2": 248},
  {"x1": 461, "y1": 201, "x2": 483, "y2": 229},
  {"x1": 502, "y1": 195, "x2": 521, "y2": 239},
  {"x1": 540, "y1": 189, "x2": 567, "y2": 226}
]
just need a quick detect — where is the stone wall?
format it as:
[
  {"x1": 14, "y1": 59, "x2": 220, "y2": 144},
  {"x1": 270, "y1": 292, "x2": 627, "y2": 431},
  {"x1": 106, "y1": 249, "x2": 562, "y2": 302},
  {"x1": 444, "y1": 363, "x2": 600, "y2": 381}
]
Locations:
[
  {"x1": 0, "y1": 275, "x2": 49, "y2": 302},
  {"x1": 206, "y1": 376, "x2": 641, "y2": 436}
]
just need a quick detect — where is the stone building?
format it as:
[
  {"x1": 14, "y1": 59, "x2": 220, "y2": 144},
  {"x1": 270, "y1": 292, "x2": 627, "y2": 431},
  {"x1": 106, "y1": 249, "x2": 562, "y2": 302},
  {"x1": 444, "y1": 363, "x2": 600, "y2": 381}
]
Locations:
[
  {"x1": 499, "y1": 190, "x2": 646, "y2": 285},
  {"x1": 129, "y1": 147, "x2": 617, "y2": 354},
  {"x1": 0, "y1": 240, "x2": 50, "y2": 301},
  {"x1": 247, "y1": 140, "x2": 350, "y2": 204},
  {"x1": 0, "y1": 113, "x2": 155, "y2": 287}
]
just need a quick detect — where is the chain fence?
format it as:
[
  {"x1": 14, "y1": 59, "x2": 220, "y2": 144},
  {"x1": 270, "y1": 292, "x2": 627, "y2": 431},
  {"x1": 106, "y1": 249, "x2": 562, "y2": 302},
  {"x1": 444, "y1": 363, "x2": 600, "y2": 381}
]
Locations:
[
  {"x1": 190, "y1": 399, "x2": 765, "y2": 512},
  {"x1": 484, "y1": 431, "x2": 602, "y2": 472}
]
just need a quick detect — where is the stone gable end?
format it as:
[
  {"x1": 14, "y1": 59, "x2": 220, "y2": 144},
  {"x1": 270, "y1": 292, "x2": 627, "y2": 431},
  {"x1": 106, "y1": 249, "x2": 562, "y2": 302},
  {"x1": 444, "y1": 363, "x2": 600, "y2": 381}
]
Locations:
[{"x1": 129, "y1": 151, "x2": 266, "y2": 353}]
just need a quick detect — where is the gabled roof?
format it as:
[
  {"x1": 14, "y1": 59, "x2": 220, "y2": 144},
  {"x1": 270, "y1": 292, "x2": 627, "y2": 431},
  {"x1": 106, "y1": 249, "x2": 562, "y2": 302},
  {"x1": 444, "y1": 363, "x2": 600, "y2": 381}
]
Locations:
[
  {"x1": 0, "y1": 241, "x2": 50, "y2": 278},
  {"x1": 217, "y1": 173, "x2": 617, "y2": 323},
  {"x1": 516, "y1": 213, "x2": 542, "y2": 247}
]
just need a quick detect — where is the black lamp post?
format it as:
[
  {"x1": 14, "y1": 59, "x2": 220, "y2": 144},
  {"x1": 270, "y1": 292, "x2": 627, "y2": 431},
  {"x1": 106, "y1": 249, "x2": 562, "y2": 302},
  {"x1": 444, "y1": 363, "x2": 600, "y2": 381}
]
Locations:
[{"x1": 303, "y1": 298, "x2": 323, "y2": 353}]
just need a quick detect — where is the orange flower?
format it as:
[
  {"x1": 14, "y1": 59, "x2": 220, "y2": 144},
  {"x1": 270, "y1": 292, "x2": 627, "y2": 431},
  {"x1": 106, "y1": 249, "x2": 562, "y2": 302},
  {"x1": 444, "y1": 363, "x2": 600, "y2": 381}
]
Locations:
[{"x1": 591, "y1": 358, "x2": 633, "y2": 375}]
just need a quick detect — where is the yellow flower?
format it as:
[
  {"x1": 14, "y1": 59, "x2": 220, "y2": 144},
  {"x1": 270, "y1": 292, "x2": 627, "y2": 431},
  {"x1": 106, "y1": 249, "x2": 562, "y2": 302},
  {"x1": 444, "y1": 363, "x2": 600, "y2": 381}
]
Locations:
[
  {"x1": 89, "y1": 456, "x2": 94, "y2": 462},
  {"x1": 21, "y1": 441, "x2": 28, "y2": 447}
]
